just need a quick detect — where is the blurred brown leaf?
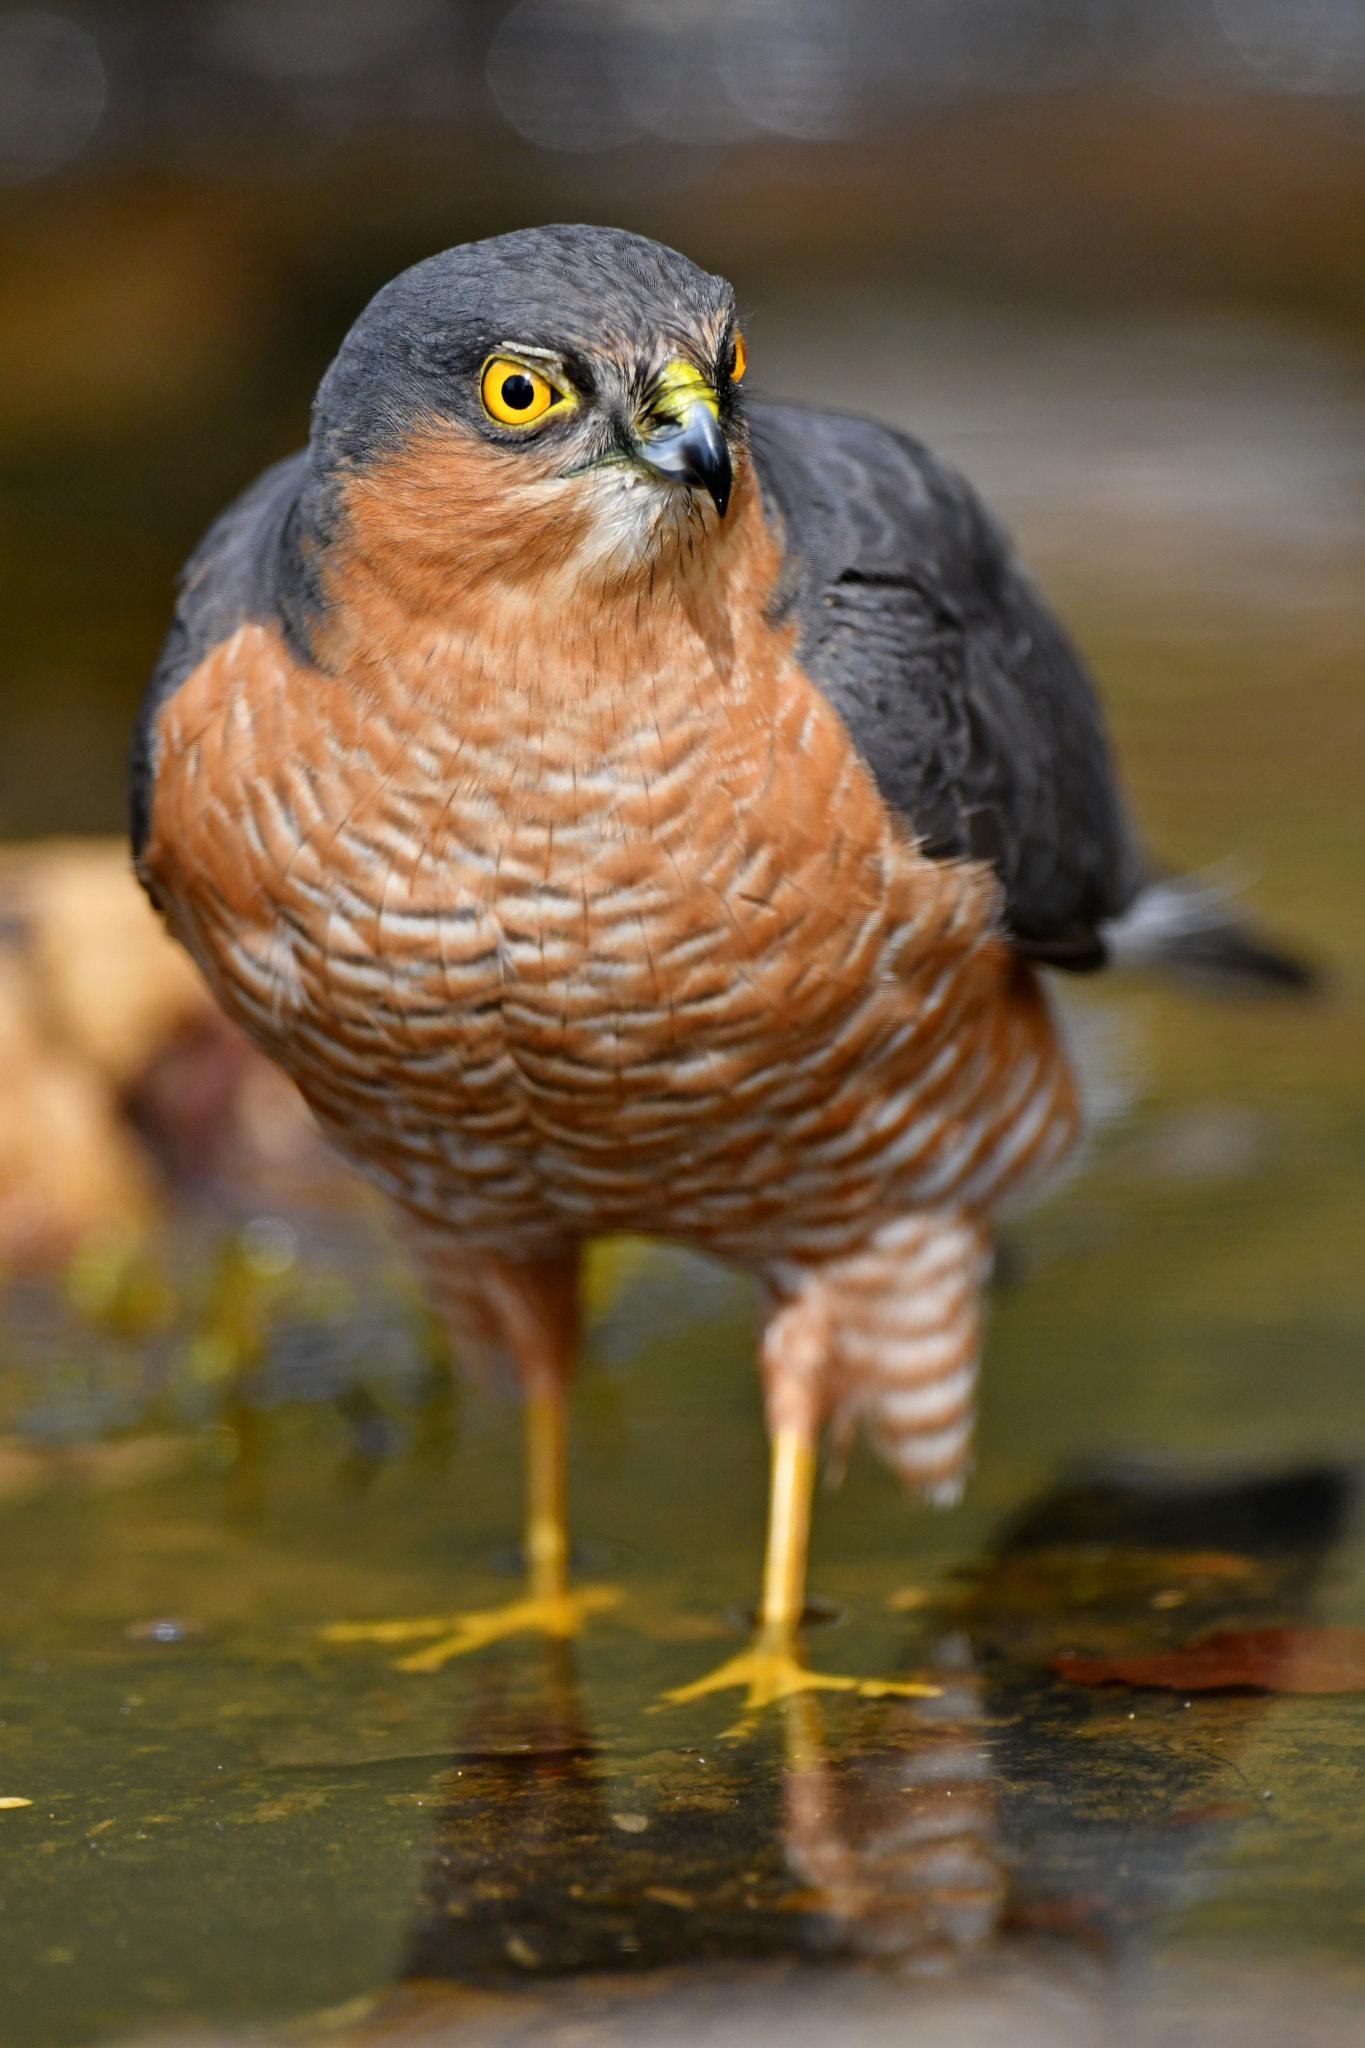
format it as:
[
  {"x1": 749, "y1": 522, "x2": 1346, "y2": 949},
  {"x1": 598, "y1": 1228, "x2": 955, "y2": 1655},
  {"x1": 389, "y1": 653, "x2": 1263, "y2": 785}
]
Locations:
[{"x1": 1056, "y1": 1627, "x2": 1365, "y2": 1694}]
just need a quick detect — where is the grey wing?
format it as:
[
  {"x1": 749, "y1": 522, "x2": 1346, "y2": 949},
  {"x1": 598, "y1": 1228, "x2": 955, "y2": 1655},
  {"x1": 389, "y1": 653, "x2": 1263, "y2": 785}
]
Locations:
[
  {"x1": 130, "y1": 449, "x2": 316, "y2": 858},
  {"x1": 746, "y1": 398, "x2": 1146, "y2": 967}
]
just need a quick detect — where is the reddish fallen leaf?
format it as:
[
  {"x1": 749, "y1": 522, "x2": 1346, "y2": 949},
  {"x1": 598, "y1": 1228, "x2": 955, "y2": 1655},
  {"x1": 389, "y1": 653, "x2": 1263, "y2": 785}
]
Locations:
[{"x1": 1055, "y1": 1627, "x2": 1365, "y2": 1695}]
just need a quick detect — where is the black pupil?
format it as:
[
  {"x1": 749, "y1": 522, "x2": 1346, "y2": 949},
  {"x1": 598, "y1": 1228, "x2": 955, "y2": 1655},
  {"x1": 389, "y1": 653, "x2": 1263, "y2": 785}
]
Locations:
[{"x1": 501, "y1": 373, "x2": 536, "y2": 411}]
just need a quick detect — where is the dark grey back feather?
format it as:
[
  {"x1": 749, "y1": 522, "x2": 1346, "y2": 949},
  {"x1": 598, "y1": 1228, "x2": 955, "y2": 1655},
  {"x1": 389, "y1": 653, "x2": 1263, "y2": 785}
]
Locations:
[{"x1": 747, "y1": 397, "x2": 1147, "y2": 966}]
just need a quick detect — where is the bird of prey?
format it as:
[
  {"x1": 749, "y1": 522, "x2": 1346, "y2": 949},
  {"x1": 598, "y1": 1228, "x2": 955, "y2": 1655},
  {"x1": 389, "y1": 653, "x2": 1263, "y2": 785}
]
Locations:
[{"x1": 132, "y1": 226, "x2": 1306, "y2": 1709}]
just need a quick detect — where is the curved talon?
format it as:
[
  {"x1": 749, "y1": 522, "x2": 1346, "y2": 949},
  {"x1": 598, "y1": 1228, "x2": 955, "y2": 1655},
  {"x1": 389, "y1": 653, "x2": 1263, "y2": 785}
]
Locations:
[{"x1": 320, "y1": 1586, "x2": 621, "y2": 1672}]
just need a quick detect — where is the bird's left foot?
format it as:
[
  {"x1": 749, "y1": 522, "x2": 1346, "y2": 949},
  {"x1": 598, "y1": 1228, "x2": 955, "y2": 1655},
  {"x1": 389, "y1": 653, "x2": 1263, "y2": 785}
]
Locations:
[
  {"x1": 660, "y1": 1630, "x2": 941, "y2": 1724},
  {"x1": 321, "y1": 1586, "x2": 621, "y2": 1672}
]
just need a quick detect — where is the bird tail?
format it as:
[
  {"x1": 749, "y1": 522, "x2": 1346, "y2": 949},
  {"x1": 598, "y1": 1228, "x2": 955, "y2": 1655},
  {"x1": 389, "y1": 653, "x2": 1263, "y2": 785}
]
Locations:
[{"x1": 1102, "y1": 869, "x2": 1318, "y2": 992}]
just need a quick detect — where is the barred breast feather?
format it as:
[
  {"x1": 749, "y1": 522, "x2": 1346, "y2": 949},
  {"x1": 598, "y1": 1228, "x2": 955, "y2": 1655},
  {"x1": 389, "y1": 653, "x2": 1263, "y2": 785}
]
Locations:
[{"x1": 143, "y1": 456, "x2": 1074, "y2": 1244}]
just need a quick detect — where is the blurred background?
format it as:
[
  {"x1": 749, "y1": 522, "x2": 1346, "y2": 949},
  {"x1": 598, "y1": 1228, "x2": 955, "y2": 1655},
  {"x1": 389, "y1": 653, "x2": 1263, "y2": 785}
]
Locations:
[{"x1": 1, "y1": 9, "x2": 1365, "y2": 2042}]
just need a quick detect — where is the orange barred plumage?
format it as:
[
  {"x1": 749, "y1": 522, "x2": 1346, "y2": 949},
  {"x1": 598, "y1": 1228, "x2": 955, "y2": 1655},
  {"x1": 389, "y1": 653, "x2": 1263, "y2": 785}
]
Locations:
[{"x1": 144, "y1": 444, "x2": 1076, "y2": 1498}]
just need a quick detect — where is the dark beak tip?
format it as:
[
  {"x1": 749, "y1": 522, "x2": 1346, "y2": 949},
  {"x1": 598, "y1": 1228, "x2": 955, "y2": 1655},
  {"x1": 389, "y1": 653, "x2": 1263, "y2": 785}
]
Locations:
[
  {"x1": 688, "y1": 434, "x2": 732, "y2": 520},
  {"x1": 641, "y1": 405, "x2": 733, "y2": 520}
]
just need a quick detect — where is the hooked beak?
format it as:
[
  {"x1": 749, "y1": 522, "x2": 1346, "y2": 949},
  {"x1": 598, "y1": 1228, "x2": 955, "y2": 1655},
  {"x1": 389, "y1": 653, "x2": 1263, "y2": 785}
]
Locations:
[{"x1": 634, "y1": 363, "x2": 733, "y2": 518}]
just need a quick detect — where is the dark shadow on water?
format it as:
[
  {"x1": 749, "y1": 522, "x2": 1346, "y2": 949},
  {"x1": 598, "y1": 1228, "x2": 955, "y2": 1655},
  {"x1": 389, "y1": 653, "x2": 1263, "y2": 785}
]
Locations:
[
  {"x1": 995, "y1": 1458, "x2": 1354, "y2": 1560},
  {"x1": 979, "y1": 1460, "x2": 1356, "y2": 1956}
]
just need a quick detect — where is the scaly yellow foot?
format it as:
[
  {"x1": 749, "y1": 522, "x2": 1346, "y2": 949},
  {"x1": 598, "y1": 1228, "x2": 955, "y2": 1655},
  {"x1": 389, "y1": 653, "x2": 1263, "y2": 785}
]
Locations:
[
  {"x1": 320, "y1": 1586, "x2": 621, "y2": 1673},
  {"x1": 661, "y1": 1630, "x2": 942, "y2": 1724}
]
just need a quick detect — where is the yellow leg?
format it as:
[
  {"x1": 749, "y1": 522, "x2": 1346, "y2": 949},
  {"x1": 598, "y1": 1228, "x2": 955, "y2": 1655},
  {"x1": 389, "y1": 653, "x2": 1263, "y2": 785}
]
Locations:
[
  {"x1": 526, "y1": 1381, "x2": 569, "y2": 1604},
  {"x1": 663, "y1": 1425, "x2": 941, "y2": 1721},
  {"x1": 321, "y1": 1372, "x2": 619, "y2": 1672},
  {"x1": 759, "y1": 1425, "x2": 815, "y2": 1633}
]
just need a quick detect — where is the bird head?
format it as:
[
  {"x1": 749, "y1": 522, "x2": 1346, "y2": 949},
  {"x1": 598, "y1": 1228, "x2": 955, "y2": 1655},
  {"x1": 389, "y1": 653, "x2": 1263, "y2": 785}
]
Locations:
[{"x1": 308, "y1": 226, "x2": 747, "y2": 597}]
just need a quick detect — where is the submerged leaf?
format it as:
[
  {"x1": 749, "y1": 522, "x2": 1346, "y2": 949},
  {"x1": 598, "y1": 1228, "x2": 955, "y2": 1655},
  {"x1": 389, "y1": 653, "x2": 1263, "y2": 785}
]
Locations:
[{"x1": 1055, "y1": 1627, "x2": 1365, "y2": 1694}]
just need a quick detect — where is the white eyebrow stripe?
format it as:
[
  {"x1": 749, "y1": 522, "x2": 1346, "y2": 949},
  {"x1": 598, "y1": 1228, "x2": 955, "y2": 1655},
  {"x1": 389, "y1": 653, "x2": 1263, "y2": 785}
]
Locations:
[{"x1": 493, "y1": 342, "x2": 565, "y2": 366}]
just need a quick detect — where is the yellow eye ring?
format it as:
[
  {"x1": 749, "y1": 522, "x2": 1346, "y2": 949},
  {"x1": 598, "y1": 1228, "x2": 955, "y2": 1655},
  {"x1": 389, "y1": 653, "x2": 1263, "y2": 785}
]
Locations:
[
  {"x1": 480, "y1": 357, "x2": 558, "y2": 427},
  {"x1": 730, "y1": 332, "x2": 746, "y2": 383}
]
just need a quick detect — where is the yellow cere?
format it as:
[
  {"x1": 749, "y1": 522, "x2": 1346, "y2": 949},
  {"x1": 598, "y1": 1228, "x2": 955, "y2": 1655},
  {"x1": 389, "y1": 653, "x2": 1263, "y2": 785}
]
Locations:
[
  {"x1": 480, "y1": 356, "x2": 559, "y2": 427},
  {"x1": 647, "y1": 359, "x2": 721, "y2": 428}
]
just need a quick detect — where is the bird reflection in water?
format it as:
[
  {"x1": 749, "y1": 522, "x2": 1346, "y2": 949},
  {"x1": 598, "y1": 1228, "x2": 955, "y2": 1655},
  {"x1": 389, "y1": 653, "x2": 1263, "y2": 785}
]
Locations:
[{"x1": 780, "y1": 1641, "x2": 1001, "y2": 1963}]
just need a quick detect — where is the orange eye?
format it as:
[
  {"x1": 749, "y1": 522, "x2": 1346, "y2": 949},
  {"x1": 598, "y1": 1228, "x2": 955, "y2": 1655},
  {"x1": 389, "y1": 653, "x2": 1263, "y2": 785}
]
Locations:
[
  {"x1": 480, "y1": 357, "x2": 558, "y2": 426},
  {"x1": 730, "y1": 332, "x2": 747, "y2": 383}
]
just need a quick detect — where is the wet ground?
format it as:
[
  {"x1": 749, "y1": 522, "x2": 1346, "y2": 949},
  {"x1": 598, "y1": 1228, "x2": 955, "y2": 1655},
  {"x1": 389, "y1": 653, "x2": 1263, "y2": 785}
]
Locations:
[{"x1": 1, "y1": 299, "x2": 1363, "y2": 2045}]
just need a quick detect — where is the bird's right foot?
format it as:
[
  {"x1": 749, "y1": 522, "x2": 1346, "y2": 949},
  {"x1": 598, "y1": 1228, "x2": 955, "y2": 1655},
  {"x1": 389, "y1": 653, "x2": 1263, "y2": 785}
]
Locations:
[{"x1": 658, "y1": 1627, "x2": 942, "y2": 1731}]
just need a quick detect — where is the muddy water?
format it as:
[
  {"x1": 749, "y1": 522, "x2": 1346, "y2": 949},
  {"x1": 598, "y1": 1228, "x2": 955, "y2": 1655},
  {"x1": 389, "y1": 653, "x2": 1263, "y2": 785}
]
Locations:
[{"x1": 1, "y1": 303, "x2": 1363, "y2": 2045}]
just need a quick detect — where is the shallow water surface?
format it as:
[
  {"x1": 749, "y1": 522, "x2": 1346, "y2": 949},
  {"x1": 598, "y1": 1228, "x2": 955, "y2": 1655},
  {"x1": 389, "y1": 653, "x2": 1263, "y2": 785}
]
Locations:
[{"x1": 0, "y1": 303, "x2": 1363, "y2": 2046}]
